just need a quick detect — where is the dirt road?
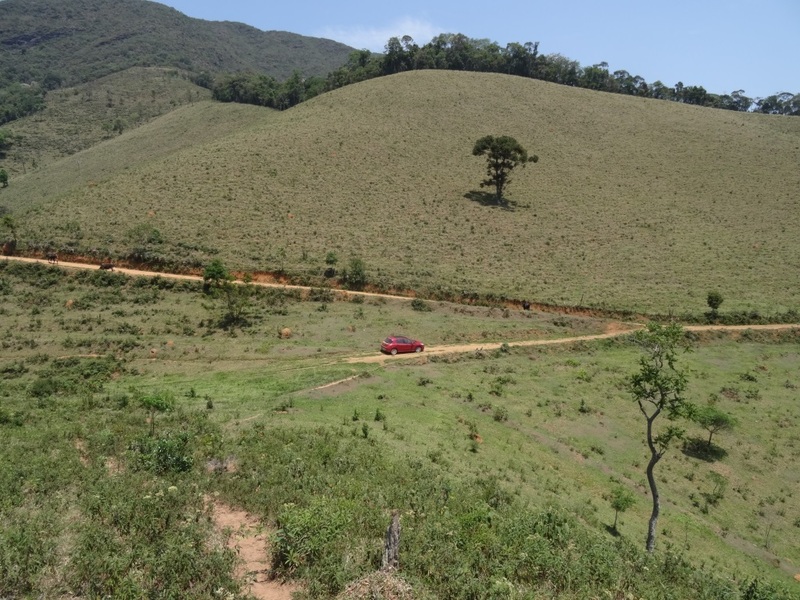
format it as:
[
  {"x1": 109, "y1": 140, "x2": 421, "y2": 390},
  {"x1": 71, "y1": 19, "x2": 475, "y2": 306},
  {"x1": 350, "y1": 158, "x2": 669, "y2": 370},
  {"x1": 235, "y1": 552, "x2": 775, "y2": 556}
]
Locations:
[
  {"x1": 346, "y1": 323, "x2": 799, "y2": 364},
  {"x1": 1, "y1": 255, "x2": 412, "y2": 300},
  {"x1": 5, "y1": 255, "x2": 798, "y2": 365}
]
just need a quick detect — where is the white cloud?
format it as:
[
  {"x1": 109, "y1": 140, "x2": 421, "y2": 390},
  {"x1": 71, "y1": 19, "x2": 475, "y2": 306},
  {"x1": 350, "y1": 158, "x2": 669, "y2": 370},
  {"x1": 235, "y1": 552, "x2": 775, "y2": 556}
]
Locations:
[{"x1": 319, "y1": 17, "x2": 443, "y2": 52}]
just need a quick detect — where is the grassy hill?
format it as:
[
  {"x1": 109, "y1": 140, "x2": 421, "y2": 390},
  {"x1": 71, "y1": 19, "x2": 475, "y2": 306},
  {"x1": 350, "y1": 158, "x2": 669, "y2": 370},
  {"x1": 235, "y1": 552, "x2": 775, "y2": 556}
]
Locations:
[
  {"x1": 3, "y1": 70, "x2": 798, "y2": 315},
  {"x1": 1, "y1": 67, "x2": 214, "y2": 171},
  {"x1": 0, "y1": 0, "x2": 353, "y2": 87}
]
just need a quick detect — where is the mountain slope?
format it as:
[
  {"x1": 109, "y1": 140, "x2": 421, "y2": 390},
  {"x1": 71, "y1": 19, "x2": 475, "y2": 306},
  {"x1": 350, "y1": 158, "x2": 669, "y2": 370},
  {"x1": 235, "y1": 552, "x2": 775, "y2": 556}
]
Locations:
[
  {"x1": 2, "y1": 67, "x2": 214, "y2": 171},
  {"x1": 3, "y1": 71, "x2": 799, "y2": 314},
  {"x1": 0, "y1": 0, "x2": 353, "y2": 86}
]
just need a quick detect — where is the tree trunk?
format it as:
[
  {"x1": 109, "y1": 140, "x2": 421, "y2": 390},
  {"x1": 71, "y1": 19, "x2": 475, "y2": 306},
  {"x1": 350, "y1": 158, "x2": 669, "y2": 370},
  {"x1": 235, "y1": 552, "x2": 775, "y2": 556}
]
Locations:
[
  {"x1": 381, "y1": 511, "x2": 400, "y2": 571},
  {"x1": 645, "y1": 452, "x2": 661, "y2": 553}
]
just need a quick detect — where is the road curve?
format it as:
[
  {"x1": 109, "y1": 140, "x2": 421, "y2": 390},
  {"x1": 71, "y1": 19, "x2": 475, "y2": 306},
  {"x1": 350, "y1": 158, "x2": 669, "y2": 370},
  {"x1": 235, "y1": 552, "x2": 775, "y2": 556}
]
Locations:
[
  {"x1": 5, "y1": 256, "x2": 798, "y2": 366},
  {"x1": 347, "y1": 323, "x2": 799, "y2": 364}
]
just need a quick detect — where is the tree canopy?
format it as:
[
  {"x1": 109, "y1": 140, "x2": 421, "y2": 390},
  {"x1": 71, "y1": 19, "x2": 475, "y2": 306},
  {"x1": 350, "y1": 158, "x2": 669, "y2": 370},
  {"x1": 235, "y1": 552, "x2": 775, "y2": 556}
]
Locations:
[
  {"x1": 695, "y1": 405, "x2": 738, "y2": 448},
  {"x1": 472, "y1": 135, "x2": 538, "y2": 202},
  {"x1": 317, "y1": 34, "x2": 799, "y2": 116}
]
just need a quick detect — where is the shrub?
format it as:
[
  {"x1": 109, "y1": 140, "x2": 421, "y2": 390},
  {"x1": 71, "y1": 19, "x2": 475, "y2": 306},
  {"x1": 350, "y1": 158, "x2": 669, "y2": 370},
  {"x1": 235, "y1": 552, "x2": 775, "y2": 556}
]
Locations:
[
  {"x1": 309, "y1": 287, "x2": 334, "y2": 303},
  {"x1": 129, "y1": 431, "x2": 194, "y2": 474},
  {"x1": 341, "y1": 257, "x2": 367, "y2": 290},
  {"x1": 493, "y1": 405, "x2": 509, "y2": 421},
  {"x1": 410, "y1": 298, "x2": 431, "y2": 312},
  {"x1": 707, "y1": 290, "x2": 723, "y2": 313}
]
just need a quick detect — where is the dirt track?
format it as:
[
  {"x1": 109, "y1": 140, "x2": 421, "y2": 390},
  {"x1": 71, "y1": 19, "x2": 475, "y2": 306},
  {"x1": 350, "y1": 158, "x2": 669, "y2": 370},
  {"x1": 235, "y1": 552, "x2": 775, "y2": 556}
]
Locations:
[
  {"x1": 0, "y1": 255, "x2": 413, "y2": 300},
  {"x1": 5, "y1": 255, "x2": 798, "y2": 365},
  {"x1": 346, "y1": 323, "x2": 799, "y2": 364}
]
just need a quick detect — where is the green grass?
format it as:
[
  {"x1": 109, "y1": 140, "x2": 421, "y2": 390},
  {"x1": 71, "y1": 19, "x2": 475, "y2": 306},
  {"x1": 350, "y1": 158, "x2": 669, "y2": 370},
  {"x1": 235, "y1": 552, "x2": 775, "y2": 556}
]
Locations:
[
  {"x1": 1, "y1": 262, "x2": 798, "y2": 598},
  {"x1": 3, "y1": 71, "x2": 799, "y2": 314},
  {"x1": 1, "y1": 67, "x2": 213, "y2": 174}
]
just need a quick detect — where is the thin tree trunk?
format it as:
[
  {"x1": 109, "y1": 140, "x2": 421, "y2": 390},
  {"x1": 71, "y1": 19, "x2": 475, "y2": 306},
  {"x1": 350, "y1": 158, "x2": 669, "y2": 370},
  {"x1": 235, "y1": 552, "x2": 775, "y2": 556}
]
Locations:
[
  {"x1": 645, "y1": 414, "x2": 662, "y2": 553},
  {"x1": 645, "y1": 456, "x2": 660, "y2": 553}
]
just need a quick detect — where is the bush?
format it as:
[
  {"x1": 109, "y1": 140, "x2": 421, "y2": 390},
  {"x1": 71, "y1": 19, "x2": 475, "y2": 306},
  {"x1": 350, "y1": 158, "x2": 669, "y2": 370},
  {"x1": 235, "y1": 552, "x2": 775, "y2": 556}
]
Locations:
[
  {"x1": 309, "y1": 287, "x2": 334, "y2": 303},
  {"x1": 493, "y1": 405, "x2": 509, "y2": 421},
  {"x1": 410, "y1": 298, "x2": 432, "y2": 312},
  {"x1": 341, "y1": 257, "x2": 368, "y2": 290},
  {"x1": 129, "y1": 431, "x2": 194, "y2": 474},
  {"x1": 707, "y1": 290, "x2": 723, "y2": 312}
]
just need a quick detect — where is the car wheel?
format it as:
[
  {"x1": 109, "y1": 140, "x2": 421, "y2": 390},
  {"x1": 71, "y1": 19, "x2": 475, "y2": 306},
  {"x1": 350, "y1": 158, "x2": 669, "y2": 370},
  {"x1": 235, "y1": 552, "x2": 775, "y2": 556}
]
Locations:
[
  {"x1": 391, "y1": 348, "x2": 398, "y2": 355},
  {"x1": 415, "y1": 346, "x2": 422, "y2": 353}
]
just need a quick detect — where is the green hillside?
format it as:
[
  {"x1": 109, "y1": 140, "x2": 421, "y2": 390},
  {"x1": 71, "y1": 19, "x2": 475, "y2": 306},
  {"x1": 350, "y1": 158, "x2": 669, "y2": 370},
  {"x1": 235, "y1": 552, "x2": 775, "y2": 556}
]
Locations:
[
  {"x1": 0, "y1": 0, "x2": 353, "y2": 86},
  {"x1": 3, "y1": 71, "x2": 800, "y2": 314},
  {"x1": 1, "y1": 67, "x2": 214, "y2": 172}
]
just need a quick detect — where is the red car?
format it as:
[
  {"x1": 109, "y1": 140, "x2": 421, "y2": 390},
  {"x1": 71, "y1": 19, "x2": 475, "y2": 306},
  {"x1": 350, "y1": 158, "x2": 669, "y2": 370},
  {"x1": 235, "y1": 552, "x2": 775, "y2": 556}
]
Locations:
[{"x1": 381, "y1": 335, "x2": 425, "y2": 355}]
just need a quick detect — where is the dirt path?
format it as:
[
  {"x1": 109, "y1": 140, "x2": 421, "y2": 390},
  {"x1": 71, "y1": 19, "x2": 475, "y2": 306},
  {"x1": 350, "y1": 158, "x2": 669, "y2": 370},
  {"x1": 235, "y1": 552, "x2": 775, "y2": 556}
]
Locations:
[
  {"x1": 346, "y1": 323, "x2": 799, "y2": 364},
  {"x1": 5, "y1": 256, "x2": 798, "y2": 365},
  {"x1": 1, "y1": 255, "x2": 412, "y2": 301},
  {"x1": 208, "y1": 500, "x2": 300, "y2": 600}
]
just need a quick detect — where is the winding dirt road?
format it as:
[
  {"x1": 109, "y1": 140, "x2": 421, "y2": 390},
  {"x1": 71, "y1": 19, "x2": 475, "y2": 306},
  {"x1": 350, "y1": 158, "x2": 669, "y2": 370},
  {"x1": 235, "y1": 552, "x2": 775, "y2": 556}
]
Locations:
[{"x1": 4, "y1": 255, "x2": 798, "y2": 365}]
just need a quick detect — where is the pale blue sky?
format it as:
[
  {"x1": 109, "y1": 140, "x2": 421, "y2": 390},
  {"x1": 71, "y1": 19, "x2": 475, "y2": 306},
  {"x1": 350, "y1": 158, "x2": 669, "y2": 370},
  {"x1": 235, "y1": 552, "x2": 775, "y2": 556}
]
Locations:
[{"x1": 155, "y1": 0, "x2": 798, "y2": 98}]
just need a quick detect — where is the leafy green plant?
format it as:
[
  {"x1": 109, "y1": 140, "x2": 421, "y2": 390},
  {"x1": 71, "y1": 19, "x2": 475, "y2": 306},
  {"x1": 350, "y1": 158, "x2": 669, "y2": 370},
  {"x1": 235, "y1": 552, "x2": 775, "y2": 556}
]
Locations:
[
  {"x1": 340, "y1": 257, "x2": 367, "y2": 290},
  {"x1": 139, "y1": 390, "x2": 174, "y2": 436},
  {"x1": 493, "y1": 405, "x2": 509, "y2": 421},
  {"x1": 609, "y1": 485, "x2": 636, "y2": 532},
  {"x1": 129, "y1": 430, "x2": 194, "y2": 473}
]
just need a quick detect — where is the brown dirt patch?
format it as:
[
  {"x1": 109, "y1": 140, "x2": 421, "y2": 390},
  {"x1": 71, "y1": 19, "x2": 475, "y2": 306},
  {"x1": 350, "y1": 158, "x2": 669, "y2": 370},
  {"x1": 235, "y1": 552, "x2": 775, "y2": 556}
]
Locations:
[
  {"x1": 73, "y1": 438, "x2": 89, "y2": 467},
  {"x1": 306, "y1": 375, "x2": 372, "y2": 399},
  {"x1": 208, "y1": 499, "x2": 301, "y2": 600},
  {"x1": 105, "y1": 456, "x2": 123, "y2": 475}
]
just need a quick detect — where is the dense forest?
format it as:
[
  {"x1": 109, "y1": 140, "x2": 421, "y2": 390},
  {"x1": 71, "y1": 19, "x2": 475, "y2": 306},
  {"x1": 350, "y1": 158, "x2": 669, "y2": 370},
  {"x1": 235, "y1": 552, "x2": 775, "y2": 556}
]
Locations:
[{"x1": 211, "y1": 33, "x2": 800, "y2": 116}]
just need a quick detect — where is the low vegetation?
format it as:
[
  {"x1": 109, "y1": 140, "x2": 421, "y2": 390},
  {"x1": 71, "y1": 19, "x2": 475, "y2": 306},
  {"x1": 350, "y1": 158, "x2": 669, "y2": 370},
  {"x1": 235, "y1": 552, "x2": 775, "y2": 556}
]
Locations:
[{"x1": 0, "y1": 262, "x2": 798, "y2": 597}]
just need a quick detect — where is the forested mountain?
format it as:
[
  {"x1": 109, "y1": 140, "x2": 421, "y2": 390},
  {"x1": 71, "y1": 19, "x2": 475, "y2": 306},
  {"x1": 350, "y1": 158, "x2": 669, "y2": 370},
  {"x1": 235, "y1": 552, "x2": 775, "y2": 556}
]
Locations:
[{"x1": 0, "y1": 0, "x2": 353, "y2": 88}]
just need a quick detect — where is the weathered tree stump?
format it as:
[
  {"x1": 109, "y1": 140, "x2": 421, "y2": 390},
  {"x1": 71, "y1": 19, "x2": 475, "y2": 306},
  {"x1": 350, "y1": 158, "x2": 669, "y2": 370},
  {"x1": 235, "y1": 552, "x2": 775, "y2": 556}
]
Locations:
[{"x1": 381, "y1": 511, "x2": 400, "y2": 571}]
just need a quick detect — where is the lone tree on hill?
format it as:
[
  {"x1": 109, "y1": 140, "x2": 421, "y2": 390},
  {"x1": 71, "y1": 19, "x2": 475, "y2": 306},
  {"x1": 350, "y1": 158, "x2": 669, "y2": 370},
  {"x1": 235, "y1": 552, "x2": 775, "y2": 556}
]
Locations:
[
  {"x1": 626, "y1": 322, "x2": 693, "y2": 553},
  {"x1": 472, "y1": 135, "x2": 538, "y2": 202}
]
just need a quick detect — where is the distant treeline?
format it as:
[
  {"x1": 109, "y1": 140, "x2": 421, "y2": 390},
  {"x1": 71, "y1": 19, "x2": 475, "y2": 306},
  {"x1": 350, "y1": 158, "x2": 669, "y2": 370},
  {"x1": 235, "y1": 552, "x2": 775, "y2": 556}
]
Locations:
[{"x1": 210, "y1": 34, "x2": 799, "y2": 116}]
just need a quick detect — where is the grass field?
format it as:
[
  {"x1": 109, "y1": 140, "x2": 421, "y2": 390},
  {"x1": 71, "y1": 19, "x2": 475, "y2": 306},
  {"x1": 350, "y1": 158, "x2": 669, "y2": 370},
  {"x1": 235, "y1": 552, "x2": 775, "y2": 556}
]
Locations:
[
  {"x1": 2, "y1": 70, "x2": 799, "y2": 314},
  {"x1": 1, "y1": 260, "x2": 798, "y2": 598}
]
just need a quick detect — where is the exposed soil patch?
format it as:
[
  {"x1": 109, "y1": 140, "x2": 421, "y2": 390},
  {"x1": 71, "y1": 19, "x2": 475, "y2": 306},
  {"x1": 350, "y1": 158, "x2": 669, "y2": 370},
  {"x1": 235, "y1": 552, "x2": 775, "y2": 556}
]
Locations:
[
  {"x1": 208, "y1": 499, "x2": 300, "y2": 600},
  {"x1": 306, "y1": 375, "x2": 371, "y2": 399},
  {"x1": 73, "y1": 438, "x2": 89, "y2": 467}
]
